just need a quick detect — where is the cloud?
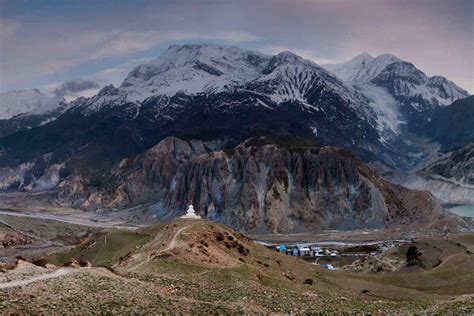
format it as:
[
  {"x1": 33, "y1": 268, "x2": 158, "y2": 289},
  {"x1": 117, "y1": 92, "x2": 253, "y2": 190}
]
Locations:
[
  {"x1": 89, "y1": 30, "x2": 259, "y2": 60},
  {"x1": 53, "y1": 80, "x2": 100, "y2": 97},
  {"x1": 213, "y1": 31, "x2": 260, "y2": 43},
  {"x1": 91, "y1": 57, "x2": 155, "y2": 86},
  {"x1": 259, "y1": 45, "x2": 343, "y2": 65},
  {"x1": 1, "y1": 0, "x2": 472, "y2": 93},
  {"x1": 40, "y1": 57, "x2": 156, "y2": 100},
  {"x1": 0, "y1": 22, "x2": 259, "y2": 91}
]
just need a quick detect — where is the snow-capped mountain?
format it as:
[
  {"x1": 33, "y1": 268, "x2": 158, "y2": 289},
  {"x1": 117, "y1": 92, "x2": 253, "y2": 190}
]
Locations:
[
  {"x1": 83, "y1": 44, "x2": 368, "y2": 119},
  {"x1": 325, "y1": 53, "x2": 469, "y2": 108},
  {"x1": 372, "y1": 61, "x2": 468, "y2": 107},
  {"x1": 0, "y1": 44, "x2": 383, "y2": 178},
  {"x1": 72, "y1": 44, "x2": 379, "y2": 149},
  {"x1": 0, "y1": 89, "x2": 65, "y2": 120},
  {"x1": 120, "y1": 44, "x2": 271, "y2": 102},
  {"x1": 2, "y1": 44, "x2": 469, "y2": 173},
  {"x1": 247, "y1": 51, "x2": 361, "y2": 106},
  {"x1": 0, "y1": 89, "x2": 68, "y2": 138},
  {"x1": 0, "y1": 43, "x2": 471, "y2": 220},
  {"x1": 323, "y1": 53, "x2": 469, "y2": 137}
]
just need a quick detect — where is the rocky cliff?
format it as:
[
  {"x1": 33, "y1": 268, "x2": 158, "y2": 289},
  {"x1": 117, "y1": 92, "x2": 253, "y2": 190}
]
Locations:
[{"x1": 56, "y1": 136, "x2": 457, "y2": 233}]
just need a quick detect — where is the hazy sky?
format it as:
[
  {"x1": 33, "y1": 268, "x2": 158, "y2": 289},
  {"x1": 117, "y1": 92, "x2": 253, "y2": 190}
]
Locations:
[{"x1": 1, "y1": 0, "x2": 473, "y2": 99}]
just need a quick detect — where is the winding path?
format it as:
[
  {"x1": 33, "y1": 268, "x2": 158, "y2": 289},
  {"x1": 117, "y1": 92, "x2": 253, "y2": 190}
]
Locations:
[
  {"x1": 128, "y1": 225, "x2": 189, "y2": 272},
  {"x1": 162, "y1": 226, "x2": 189, "y2": 252},
  {"x1": 0, "y1": 218, "x2": 64, "y2": 247},
  {"x1": 0, "y1": 210, "x2": 138, "y2": 230}
]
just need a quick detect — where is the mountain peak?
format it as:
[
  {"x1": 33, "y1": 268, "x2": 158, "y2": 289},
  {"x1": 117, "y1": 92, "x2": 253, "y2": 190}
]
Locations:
[
  {"x1": 359, "y1": 52, "x2": 373, "y2": 58},
  {"x1": 149, "y1": 43, "x2": 262, "y2": 68},
  {"x1": 97, "y1": 84, "x2": 119, "y2": 96},
  {"x1": 120, "y1": 44, "x2": 271, "y2": 101},
  {"x1": 371, "y1": 60, "x2": 468, "y2": 107},
  {"x1": 351, "y1": 52, "x2": 374, "y2": 63},
  {"x1": 275, "y1": 51, "x2": 304, "y2": 61},
  {"x1": 323, "y1": 52, "x2": 401, "y2": 83},
  {"x1": 263, "y1": 51, "x2": 320, "y2": 74}
]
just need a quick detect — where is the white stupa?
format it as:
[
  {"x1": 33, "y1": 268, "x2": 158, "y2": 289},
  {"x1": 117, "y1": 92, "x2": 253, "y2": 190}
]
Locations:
[{"x1": 181, "y1": 204, "x2": 201, "y2": 219}]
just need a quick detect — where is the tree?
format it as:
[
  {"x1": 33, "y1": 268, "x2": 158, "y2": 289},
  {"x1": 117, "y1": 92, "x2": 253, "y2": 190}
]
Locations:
[{"x1": 406, "y1": 246, "x2": 423, "y2": 266}]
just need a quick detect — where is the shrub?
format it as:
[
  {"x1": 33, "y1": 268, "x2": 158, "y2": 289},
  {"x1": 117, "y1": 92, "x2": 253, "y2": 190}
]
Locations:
[
  {"x1": 237, "y1": 244, "x2": 246, "y2": 254},
  {"x1": 304, "y1": 278, "x2": 313, "y2": 285},
  {"x1": 32, "y1": 257, "x2": 48, "y2": 267},
  {"x1": 214, "y1": 232, "x2": 225, "y2": 242}
]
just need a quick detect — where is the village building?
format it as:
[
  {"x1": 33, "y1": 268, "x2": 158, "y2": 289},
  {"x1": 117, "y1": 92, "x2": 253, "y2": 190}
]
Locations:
[
  {"x1": 311, "y1": 246, "x2": 324, "y2": 256},
  {"x1": 292, "y1": 244, "x2": 311, "y2": 256},
  {"x1": 276, "y1": 244, "x2": 287, "y2": 253}
]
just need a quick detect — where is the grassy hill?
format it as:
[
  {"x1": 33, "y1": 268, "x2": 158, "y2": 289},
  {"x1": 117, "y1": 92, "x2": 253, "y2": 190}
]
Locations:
[{"x1": 1, "y1": 219, "x2": 473, "y2": 314}]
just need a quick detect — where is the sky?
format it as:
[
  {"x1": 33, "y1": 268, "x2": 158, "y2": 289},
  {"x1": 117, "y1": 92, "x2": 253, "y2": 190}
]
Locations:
[{"x1": 1, "y1": 0, "x2": 473, "y2": 100}]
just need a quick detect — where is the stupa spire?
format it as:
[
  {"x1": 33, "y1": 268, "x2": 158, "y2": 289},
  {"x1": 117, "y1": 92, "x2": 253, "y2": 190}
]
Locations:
[{"x1": 181, "y1": 203, "x2": 201, "y2": 219}]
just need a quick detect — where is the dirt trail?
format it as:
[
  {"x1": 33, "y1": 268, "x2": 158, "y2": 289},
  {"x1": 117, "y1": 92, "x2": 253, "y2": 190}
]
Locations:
[
  {"x1": 0, "y1": 268, "x2": 74, "y2": 290},
  {"x1": 162, "y1": 226, "x2": 188, "y2": 252},
  {"x1": 127, "y1": 225, "x2": 189, "y2": 272},
  {"x1": 92, "y1": 235, "x2": 107, "y2": 264}
]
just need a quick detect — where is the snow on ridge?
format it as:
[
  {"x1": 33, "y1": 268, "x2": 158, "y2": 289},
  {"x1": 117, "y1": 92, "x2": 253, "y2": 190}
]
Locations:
[
  {"x1": 323, "y1": 53, "x2": 401, "y2": 83},
  {"x1": 324, "y1": 52, "x2": 469, "y2": 136},
  {"x1": 254, "y1": 51, "x2": 363, "y2": 107},
  {"x1": 0, "y1": 89, "x2": 66, "y2": 120},
  {"x1": 120, "y1": 44, "x2": 272, "y2": 103},
  {"x1": 255, "y1": 59, "x2": 320, "y2": 103},
  {"x1": 92, "y1": 44, "x2": 364, "y2": 111},
  {"x1": 425, "y1": 76, "x2": 469, "y2": 105},
  {"x1": 71, "y1": 44, "x2": 467, "y2": 139},
  {"x1": 325, "y1": 53, "x2": 468, "y2": 106},
  {"x1": 373, "y1": 61, "x2": 469, "y2": 107}
]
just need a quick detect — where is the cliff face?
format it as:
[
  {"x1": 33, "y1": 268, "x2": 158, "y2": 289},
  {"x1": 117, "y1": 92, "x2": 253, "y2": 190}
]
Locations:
[
  {"x1": 404, "y1": 143, "x2": 474, "y2": 204},
  {"x1": 58, "y1": 136, "x2": 451, "y2": 233}
]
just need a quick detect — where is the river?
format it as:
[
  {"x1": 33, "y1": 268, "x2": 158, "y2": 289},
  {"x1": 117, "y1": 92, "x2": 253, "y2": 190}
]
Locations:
[{"x1": 446, "y1": 204, "x2": 474, "y2": 218}]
